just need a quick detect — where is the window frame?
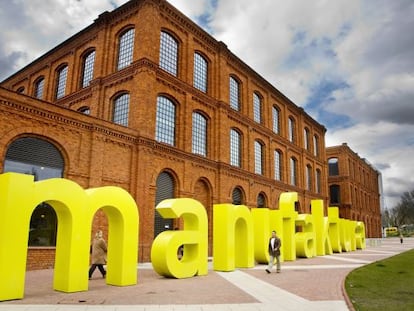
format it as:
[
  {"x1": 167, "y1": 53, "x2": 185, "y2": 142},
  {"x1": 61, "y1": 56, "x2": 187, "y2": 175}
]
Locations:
[
  {"x1": 55, "y1": 65, "x2": 68, "y2": 99},
  {"x1": 192, "y1": 111, "x2": 208, "y2": 157},
  {"x1": 81, "y1": 49, "x2": 96, "y2": 88},
  {"x1": 112, "y1": 92, "x2": 130, "y2": 126},
  {"x1": 117, "y1": 27, "x2": 135, "y2": 71},
  {"x1": 193, "y1": 52, "x2": 208, "y2": 93},
  {"x1": 155, "y1": 95, "x2": 176, "y2": 146},
  {"x1": 159, "y1": 30, "x2": 179, "y2": 76}
]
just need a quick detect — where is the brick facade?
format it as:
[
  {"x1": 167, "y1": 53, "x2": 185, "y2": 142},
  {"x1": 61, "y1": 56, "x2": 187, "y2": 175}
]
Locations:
[
  {"x1": 0, "y1": 0, "x2": 366, "y2": 270},
  {"x1": 326, "y1": 143, "x2": 382, "y2": 238}
]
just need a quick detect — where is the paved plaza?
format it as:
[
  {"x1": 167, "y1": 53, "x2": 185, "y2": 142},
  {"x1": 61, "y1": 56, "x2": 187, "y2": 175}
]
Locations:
[{"x1": 0, "y1": 238, "x2": 412, "y2": 311}]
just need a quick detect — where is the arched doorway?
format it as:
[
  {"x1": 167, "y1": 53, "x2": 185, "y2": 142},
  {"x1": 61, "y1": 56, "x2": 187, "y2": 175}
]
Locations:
[
  {"x1": 4, "y1": 136, "x2": 64, "y2": 246},
  {"x1": 154, "y1": 171, "x2": 175, "y2": 237}
]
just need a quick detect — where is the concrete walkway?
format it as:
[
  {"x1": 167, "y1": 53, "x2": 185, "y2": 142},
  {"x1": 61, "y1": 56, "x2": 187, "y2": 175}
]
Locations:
[{"x1": 0, "y1": 238, "x2": 412, "y2": 311}]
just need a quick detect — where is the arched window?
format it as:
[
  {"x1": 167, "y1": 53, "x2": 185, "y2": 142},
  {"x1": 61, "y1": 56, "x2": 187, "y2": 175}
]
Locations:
[
  {"x1": 315, "y1": 169, "x2": 321, "y2": 194},
  {"x1": 257, "y1": 192, "x2": 266, "y2": 208},
  {"x1": 313, "y1": 135, "x2": 319, "y2": 157},
  {"x1": 155, "y1": 96, "x2": 176, "y2": 146},
  {"x1": 55, "y1": 65, "x2": 68, "y2": 99},
  {"x1": 253, "y1": 92, "x2": 262, "y2": 123},
  {"x1": 34, "y1": 77, "x2": 45, "y2": 99},
  {"x1": 4, "y1": 137, "x2": 64, "y2": 246},
  {"x1": 81, "y1": 50, "x2": 95, "y2": 88},
  {"x1": 117, "y1": 28, "x2": 135, "y2": 70},
  {"x1": 230, "y1": 128, "x2": 241, "y2": 167},
  {"x1": 229, "y1": 76, "x2": 241, "y2": 111},
  {"x1": 77, "y1": 106, "x2": 90, "y2": 115},
  {"x1": 232, "y1": 187, "x2": 244, "y2": 205},
  {"x1": 154, "y1": 171, "x2": 175, "y2": 236},
  {"x1": 192, "y1": 111, "x2": 207, "y2": 156},
  {"x1": 159, "y1": 31, "x2": 178, "y2": 76},
  {"x1": 290, "y1": 157, "x2": 297, "y2": 186},
  {"x1": 17, "y1": 86, "x2": 25, "y2": 94},
  {"x1": 304, "y1": 128, "x2": 310, "y2": 150},
  {"x1": 288, "y1": 117, "x2": 295, "y2": 143},
  {"x1": 330, "y1": 185, "x2": 341, "y2": 204},
  {"x1": 274, "y1": 149, "x2": 282, "y2": 181},
  {"x1": 272, "y1": 105, "x2": 280, "y2": 134},
  {"x1": 112, "y1": 93, "x2": 129, "y2": 126},
  {"x1": 306, "y1": 164, "x2": 312, "y2": 191},
  {"x1": 193, "y1": 52, "x2": 208, "y2": 92},
  {"x1": 328, "y1": 158, "x2": 339, "y2": 176},
  {"x1": 254, "y1": 140, "x2": 264, "y2": 175}
]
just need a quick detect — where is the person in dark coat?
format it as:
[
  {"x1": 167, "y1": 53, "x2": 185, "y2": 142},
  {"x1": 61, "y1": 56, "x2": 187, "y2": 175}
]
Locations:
[
  {"x1": 266, "y1": 230, "x2": 281, "y2": 274},
  {"x1": 89, "y1": 230, "x2": 107, "y2": 279}
]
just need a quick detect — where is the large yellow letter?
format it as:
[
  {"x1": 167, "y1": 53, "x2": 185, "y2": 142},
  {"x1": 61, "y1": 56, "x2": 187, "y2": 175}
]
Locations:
[
  {"x1": 311, "y1": 200, "x2": 332, "y2": 256},
  {"x1": 0, "y1": 173, "x2": 36, "y2": 300},
  {"x1": 86, "y1": 187, "x2": 139, "y2": 286},
  {"x1": 355, "y1": 221, "x2": 366, "y2": 249},
  {"x1": 151, "y1": 198, "x2": 208, "y2": 278},
  {"x1": 295, "y1": 213, "x2": 316, "y2": 258},
  {"x1": 339, "y1": 219, "x2": 352, "y2": 252},
  {"x1": 251, "y1": 208, "x2": 271, "y2": 264},
  {"x1": 279, "y1": 193, "x2": 298, "y2": 261},
  {"x1": 213, "y1": 204, "x2": 254, "y2": 271},
  {"x1": 328, "y1": 207, "x2": 342, "y2": 253},
  {"x1": 0, "y1": 173, "x2": 139, "y2": 301}
]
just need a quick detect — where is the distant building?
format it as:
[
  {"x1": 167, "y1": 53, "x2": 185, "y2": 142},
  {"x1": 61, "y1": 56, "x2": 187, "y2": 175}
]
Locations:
[{"x1": 326, "y1": 143, "x2": 382, "y2": 237}]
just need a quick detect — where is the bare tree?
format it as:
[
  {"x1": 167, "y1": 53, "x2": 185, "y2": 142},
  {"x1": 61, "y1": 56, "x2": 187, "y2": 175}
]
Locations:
[{"x1": 389, "y1": 190, "x2": 414, "y2": 227}]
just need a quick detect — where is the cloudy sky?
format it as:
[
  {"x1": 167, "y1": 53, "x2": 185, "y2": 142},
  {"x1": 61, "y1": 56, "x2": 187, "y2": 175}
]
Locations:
[{"x1": 0, "y1": 0, "x2": 413, "y2": 209}]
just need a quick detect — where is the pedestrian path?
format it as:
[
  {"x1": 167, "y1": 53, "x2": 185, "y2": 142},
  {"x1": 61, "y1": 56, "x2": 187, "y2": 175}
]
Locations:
[{"x1": 0, "y1": 238, "x2": 412, "y2": 311}]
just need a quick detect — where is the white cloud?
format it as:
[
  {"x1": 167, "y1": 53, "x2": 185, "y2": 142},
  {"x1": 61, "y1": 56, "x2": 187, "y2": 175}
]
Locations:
[{"x1": 1, "y1": 0, "x2": 412, "y2": 210}]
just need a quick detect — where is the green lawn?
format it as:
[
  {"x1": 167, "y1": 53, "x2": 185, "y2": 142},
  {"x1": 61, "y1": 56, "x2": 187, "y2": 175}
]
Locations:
[{"x1": 345, "y1": 249, "x2": 414, "y2": 311}]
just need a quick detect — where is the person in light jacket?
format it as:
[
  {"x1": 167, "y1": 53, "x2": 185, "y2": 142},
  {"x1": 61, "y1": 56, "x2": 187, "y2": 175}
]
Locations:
[
  {"x1": 266, "y1": 230, "x2": 281, "y2": 274},
  {"x1": 89, "y1": 230, "x2": 107, "y2": 279}
]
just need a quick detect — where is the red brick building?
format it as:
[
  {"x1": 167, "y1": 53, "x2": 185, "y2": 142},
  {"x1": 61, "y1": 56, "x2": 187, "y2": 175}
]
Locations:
[
  {"x1": 1, "y1": 0, "x2": 335, "y2": 269},
  {"x1": 326, "y1": 143, "x2": 382, "y2": 237}
]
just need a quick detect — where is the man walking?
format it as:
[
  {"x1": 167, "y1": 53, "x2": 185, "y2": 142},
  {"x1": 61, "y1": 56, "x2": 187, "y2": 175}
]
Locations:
[{"x1": 266, "y1": 230, "x2": 281, "y2": 273}]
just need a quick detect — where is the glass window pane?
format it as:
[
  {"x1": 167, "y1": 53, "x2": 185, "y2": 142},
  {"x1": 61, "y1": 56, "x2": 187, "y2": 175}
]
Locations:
[
  {"x1": 156, "y1": 96, "x2": 176, "y2": 145},
  {"x1": 56, "y1": 66, "x2": 68, "y2": 99},
  {"x1": 34, "y1": 78, "x2": 44, "y2": 99},
  {"x1": 160, "y1": 31, "x2": 178, "y2": 76},
  {"x1": 313, "y1": 135, "x2": 319, "y2": 156},
  {"x1": 315, "y1": 169, "x2": 321, "y2": 193},
  {"x1": 229, "y1": 77, "x2": 240, "y2": 111},
  {"x1": 254, "y1": 140, "x2": 263, "y2": 175},
  {"x1": 290, "y1": 157, "x2": 296, "y2": 186},
  {"x1": 253, "y1": 93, "x2": 261, "y2": 123},
  {"x1": 113, "y1": 93, "x2": 129, "y2": 126},
  {"x1": 194, "y1": 53, "x2": 208, "y2": 92},
  {"x1": 274, "y1": 150, "x2": 281, "y2": 181},
  {"x1": 230, "y1": 129, "x2": 241, "y2": 167},
  {"x1": 288, "y1": 117, "x2": 295, "y2": 143},
  {"x1": 306, "y1": 165, "x2": 312, "y2": 190},
  {"x1": 304, "y1": 128, "x2": 309, "y2": 150},
  {"x1": 117, "y1": 28, "x2": 135, "y2": 70},
  {"x1": 82, "y1": 50, "x2": 95, "y2": 87},
  {"x1": 272, "y1": 106, "x2": 279, "y2": 134},
  {"x1": 328, "y1": 158, "x2": 339, "y2": 176},
  {"x1": 192, "y1": 112, "x2": 207, "y2": 156}
]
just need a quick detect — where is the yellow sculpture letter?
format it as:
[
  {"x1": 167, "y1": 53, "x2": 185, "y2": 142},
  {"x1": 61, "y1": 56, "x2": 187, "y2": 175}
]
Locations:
[
  {"x1": 295, "y1": 213, "x2": 316, "y2": 258},
  {"x1": 311, "y1": 200, "x2": 332, "y2": 256},
  {"x1": 0, "y1": 172, "x2": 139, "y2": 301},
  {"x1": 213, "y1": 204, "x2": 254, "y2": 271},
  {"x1": 151, "y1": 198, "x2": 208, "y2": 278},
  {"x1": 279, "y1": 193, "x2": 298, "y2": 261}
]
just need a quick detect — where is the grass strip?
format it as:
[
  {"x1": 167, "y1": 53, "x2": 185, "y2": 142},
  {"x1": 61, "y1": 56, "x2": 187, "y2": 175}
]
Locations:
[{"x1": 345, "y1": 249, "x2": 414, "y2": 311}]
